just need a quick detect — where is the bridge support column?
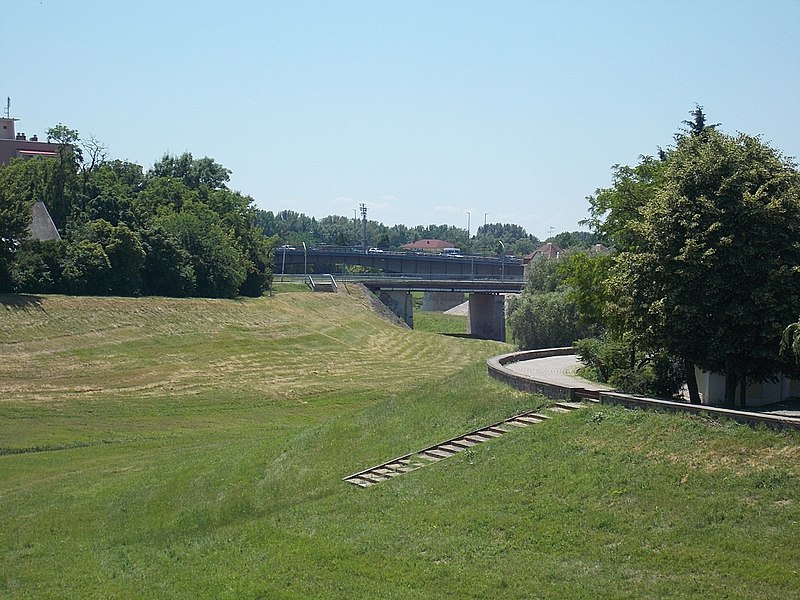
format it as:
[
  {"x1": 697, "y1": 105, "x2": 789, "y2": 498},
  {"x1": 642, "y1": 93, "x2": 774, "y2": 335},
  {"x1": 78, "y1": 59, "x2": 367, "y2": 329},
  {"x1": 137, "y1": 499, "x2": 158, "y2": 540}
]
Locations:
[
  {"x1": 378, "y1": 291, "x2": 414, "y2": 328},
  {"x1": 421, "y1": 291, "x2": 464, "y2": 311},
  {"x1": 467, "y1": 293, "x2": 505, "y2": 341}
]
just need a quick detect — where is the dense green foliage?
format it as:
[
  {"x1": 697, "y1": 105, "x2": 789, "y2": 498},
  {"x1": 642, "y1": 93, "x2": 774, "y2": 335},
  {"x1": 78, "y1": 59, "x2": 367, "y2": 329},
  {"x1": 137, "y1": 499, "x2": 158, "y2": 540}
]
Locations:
[
  {"x1": 1, "y1": 292, "x2": 797, "y2": 598},
  {"x1": 578, "y1": 108, "x2": 800, "y2": 404},
  {"x1": 574, "y1": 335, "x2": 684, "y2": 398},
  {"x1": 0, "y1": 127, "x2": 273, "y2": 297},
  {"x1": 256, "y1": 209, "x2": 543, "y2": 256},
  {"x1": 507, "y1": 255, "x2": 593, "y2": 349}
]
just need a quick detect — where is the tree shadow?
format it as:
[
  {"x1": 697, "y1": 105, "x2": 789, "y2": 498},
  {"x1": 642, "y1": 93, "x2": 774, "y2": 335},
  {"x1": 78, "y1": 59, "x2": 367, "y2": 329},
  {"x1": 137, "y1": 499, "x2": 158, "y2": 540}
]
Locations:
[{"x1": 0, "y1": 294, "x2": 46, "y2": 312}]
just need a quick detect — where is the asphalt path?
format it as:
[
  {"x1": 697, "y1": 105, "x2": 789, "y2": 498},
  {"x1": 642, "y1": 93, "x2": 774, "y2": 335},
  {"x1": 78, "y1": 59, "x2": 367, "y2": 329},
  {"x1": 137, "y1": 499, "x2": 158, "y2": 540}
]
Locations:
[{"x1": 503, "y1": 354, "x2": 613, "y2": 392}]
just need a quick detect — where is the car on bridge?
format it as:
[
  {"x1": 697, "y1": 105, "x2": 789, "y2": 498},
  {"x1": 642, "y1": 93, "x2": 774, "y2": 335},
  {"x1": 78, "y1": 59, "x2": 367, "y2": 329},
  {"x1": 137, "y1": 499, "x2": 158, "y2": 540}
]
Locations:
[{"x1": 367, "y1": 247, "x2": 385, "y2": 254}]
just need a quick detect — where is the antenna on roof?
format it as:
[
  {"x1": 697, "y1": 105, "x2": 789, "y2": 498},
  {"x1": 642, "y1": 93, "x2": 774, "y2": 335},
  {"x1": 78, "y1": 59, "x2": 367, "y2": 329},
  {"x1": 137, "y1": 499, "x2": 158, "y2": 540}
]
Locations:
[{"x1": 4, "y1": 97, "x2": 10, "y2": 118}]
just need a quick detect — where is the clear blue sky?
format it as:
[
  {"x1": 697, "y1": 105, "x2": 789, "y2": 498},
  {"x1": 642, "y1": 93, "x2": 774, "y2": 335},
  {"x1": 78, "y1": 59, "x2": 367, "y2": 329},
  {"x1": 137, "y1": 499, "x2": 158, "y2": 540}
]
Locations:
[{"x1": 6, "y1": 1, "x2": 799, "y2": 240}]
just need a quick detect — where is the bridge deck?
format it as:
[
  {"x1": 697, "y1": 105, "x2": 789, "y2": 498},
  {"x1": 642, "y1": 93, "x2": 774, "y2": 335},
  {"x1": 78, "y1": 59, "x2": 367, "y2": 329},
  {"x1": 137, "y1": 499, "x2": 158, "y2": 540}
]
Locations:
[{"x1": 359, "y1": 278, "x2": 524, "y2": 294}]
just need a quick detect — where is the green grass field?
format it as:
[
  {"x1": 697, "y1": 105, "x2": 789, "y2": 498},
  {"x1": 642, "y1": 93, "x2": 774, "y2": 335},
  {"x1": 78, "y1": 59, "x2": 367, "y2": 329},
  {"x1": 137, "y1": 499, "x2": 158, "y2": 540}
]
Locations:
[{"x1": 1, "y1": 288, "x2": 798, "y2": 599}]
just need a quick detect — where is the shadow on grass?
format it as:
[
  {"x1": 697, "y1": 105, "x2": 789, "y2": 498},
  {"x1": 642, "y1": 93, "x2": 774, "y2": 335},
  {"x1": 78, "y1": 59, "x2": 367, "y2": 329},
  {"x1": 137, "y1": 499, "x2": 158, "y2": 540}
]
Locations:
[{"x1": 0, "y1": 294, "x2": 46, "y2": 312}]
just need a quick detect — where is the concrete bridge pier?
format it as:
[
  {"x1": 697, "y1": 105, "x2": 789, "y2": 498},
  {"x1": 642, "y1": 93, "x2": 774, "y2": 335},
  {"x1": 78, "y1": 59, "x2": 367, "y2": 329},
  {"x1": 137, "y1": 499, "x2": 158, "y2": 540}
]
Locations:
[
  {"x1": 421, "y1": 291, "x2": 465, "y2": 311},
  {"x1": 467, "y1": 293, "x2": 506, "y2": 341},
  {"x1": 378, "y1": 290, "x2": 414, "y2": 328}
]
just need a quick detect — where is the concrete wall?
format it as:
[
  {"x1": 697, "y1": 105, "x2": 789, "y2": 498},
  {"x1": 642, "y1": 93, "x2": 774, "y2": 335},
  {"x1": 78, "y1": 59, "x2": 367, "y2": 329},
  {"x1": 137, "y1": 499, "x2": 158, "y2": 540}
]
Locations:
[
  {"x1": 467, "y1": 293, "x2": 505, "y2": 341},
  {"x1": 421, "y1": 291, "x2": 464, "y2": 311},
  {"x1": 378, "y1": 290, "x2": 413, "y2": 328},
  {"x1": 487, "y1": 347, "x2": 588, "y2": 401},
  {"x1": 599, "y1": 391, "x2": 800, "y2": 431},
  {"x1": 487, "y1": 348, "x2": 800, "y2": 432},
  {"x1": 696, "y1": 369, "x2": 800, "y2": 407}
]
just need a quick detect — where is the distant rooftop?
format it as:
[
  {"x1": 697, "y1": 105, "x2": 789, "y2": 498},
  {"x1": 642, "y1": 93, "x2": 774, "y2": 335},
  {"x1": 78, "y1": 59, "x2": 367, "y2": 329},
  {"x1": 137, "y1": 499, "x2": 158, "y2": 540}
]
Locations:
[
  {"x1": 28, "y1": 201, "x2": 61, "y2": 242},
  {"x1": 401, "y1": 239, "x2": 454, "y2": 251}
]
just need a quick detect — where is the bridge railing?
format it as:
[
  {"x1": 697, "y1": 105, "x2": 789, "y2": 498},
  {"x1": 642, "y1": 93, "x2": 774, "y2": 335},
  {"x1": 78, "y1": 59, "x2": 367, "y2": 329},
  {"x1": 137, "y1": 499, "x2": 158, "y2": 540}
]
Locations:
[
  {"x1": 275, "y1": 245, "x2": 523, "y2": 264},
  {"x1": 274, "y1": 272, "x2": 525, "y2": 284}
]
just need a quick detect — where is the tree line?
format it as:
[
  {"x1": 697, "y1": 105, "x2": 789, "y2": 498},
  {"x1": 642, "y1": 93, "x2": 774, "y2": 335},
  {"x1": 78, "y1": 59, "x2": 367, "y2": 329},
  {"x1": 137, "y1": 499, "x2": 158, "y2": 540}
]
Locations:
[
  {"x1": 0, "y1": 122, "x2": 592, "y2": 298},
  {"x1": 0, "y1": 126, "x2": 272, "y2": 298},
  {"x1": 508, "y1": 107, "x2": 800, "y2": 407},
  {"x1": 255, "y1": 209, "x2": 551, "y2": 257}
]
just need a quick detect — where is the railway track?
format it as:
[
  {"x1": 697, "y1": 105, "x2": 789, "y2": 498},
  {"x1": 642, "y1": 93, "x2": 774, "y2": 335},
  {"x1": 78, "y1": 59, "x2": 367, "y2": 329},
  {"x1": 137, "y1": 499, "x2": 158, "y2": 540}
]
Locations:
[{"x1": 343, "y1": 401, "x2": 584, "y2": 488}]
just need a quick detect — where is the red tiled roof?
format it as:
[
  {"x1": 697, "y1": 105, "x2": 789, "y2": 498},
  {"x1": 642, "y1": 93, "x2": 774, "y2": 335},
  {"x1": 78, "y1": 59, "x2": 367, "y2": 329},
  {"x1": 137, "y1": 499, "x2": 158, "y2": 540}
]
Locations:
[
  {"x1": 401, "y1": 239, "x2": 453, "y2": 250},
  {"x1": 523, "y1": 242, "x2": 563, "y2": 263}
]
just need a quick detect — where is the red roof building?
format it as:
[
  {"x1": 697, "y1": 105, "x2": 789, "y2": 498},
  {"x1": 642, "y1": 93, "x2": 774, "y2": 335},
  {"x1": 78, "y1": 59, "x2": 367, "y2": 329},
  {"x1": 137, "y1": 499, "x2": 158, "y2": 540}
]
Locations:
[
  {"x1": 401, "y1": 239, "x2": 456, "y2": 252},
  {"x1": 523, "y1": 242, "x2": 564, "y2": 263},
  {"x1": 0, "y1": 115, "x2": 60, "y2": 164}
]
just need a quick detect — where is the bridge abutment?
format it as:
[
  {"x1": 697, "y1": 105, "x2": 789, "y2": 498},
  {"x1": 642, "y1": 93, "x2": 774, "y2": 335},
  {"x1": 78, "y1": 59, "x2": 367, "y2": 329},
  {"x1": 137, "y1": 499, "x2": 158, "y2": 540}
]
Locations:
[
  {"x1": 467, "y1": 293, "x2": 506, "y2": 342},
  {"x1": 378, "y1": 290, "x2": 414, "y2": 328},
  {"x1": 421, "y1": 291, "x2": 465, "y2": 311}
]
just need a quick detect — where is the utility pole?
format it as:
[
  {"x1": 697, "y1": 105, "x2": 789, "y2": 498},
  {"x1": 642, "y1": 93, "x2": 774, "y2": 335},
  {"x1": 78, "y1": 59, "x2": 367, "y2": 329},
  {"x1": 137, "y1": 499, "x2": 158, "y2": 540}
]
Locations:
[
  {"x1": 352, "y1": 208, "x2": 357, "y2": 246},
  {"x1": 466, "y1": 211, "x2": 471, "y2": 252},
  {"x1": 498, "y1": 240, "x2": 506, "y2": 281},
  {"x1": 483, "y1": 212, "x2": 489, "y2": 255},
  {"x1": 360, "y1": 203, "x2": 368, "y2": 248}
]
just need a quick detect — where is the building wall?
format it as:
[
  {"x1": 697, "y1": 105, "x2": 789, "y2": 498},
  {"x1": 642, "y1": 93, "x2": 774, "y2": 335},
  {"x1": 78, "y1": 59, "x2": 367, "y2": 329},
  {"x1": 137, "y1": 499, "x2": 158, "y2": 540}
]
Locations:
[
  {"x1": 696, "y1": 369, "x2": 799, "y2": 407},
  {"x1": 0, "y1": 139, "x2": 60, "y2": 164},
  {"x1": 0, "y1": 117, "x2": 60, "y2": 165}
]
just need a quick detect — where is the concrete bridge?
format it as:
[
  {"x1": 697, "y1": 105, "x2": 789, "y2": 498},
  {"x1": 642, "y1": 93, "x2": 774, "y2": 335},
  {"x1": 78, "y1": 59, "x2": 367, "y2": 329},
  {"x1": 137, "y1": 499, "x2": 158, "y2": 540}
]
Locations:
[
  {"x1": 275, "y1": 246, "x2": 524, "y2": 279},
  {"x1": 353, "y1": 275, "x2": 525, "y2": 342},
  {"x1": 275, "y1": 247, "x2": 527, "y2": 342}
]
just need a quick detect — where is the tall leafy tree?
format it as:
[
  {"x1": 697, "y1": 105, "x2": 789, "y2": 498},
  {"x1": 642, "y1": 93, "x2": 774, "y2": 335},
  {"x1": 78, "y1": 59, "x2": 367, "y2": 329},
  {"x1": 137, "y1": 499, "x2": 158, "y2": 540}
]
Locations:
[
  {"x1": 157, "y1": 202, "x2": 246, "y2": 298},
  {"x1": 61, "y1": 240, "x2": 111, "y2": 295},
  {"x1": 608, "y1": 121, "x2": 800, "y2": 406},
  {"x1": 0, "y1": 159, "x2": 41, "y2": 290},
  {"x1": 140, "y1": 226, "x2": 196, "y2": 297},
  {"x1": 148, "y1": 152, "x2": 231, "y2": 191},
  {"x1": 45, "y1": 123, "x2": 81, "y2": 231},
  {"x1": 583, "y1": 154, "x2": 667, "y2": 252}
]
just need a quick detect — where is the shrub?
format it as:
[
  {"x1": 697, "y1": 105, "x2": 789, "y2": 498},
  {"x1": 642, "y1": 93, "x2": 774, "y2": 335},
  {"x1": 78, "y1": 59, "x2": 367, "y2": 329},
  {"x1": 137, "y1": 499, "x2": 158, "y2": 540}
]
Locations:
[{"x1": 508, "y1": 291, "x2": 591, "y2": 349}]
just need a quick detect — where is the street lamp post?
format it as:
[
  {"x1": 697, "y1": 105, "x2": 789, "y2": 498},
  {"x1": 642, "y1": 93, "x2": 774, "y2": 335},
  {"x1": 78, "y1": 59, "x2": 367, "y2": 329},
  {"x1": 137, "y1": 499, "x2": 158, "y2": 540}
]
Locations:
[
  {"x1": 498, "y1": 239, "x2": 506, "y2": 281},
  {"x1": 483, "y1": 212, "x2": 489, "y2": 256},
  {"x1": 281, "y1": 246, "x2": 287, "y2": 275},
  {"x1": 466, "y1": 211, "x2": 471, "y2": 251},
  {"x1": 302, "y1": 241, "x2": 307, "y2": 277}
]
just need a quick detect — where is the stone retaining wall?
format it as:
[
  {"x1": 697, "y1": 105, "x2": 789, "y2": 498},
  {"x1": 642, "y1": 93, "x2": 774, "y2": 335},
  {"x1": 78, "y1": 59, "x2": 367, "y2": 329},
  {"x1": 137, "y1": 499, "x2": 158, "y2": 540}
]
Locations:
[
  {"x1": 487, "y1": 347, "x2": 591, "y2": 401},
  {"x1": 488, "y1": 349, "x2": 800, "y2": 432},
  {"x1": 599, "y1": 392, "x2": 800, "y2": 432}
]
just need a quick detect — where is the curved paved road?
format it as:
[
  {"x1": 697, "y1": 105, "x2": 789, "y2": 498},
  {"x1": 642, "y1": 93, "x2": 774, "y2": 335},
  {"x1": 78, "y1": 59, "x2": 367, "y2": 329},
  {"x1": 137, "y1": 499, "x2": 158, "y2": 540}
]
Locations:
[{"x1": 504, "y1": 354, "x2": 613, "y2": 392}]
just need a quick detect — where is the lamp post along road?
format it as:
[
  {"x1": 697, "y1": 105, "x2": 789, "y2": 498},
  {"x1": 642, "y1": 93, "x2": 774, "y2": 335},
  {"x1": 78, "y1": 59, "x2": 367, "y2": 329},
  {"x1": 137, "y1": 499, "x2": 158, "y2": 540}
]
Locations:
[
  {"x1": 483, "y1": 212, "x2": 489, "y2": 256},
  {"x1": 498, "y1": 239, "x2": 506, "y2": 281}
]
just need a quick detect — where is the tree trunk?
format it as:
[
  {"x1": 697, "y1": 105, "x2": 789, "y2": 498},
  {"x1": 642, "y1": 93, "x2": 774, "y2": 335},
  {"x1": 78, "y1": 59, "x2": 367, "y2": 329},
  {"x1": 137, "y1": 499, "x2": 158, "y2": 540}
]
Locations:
[
  {"x1": 723, "y1": 357, "x2": 738, "y2": 408},
  {"x1": 739, "y1": 376, "x2": 747, "y2": 409},
  {"x1": 684, "y1": 359, "x2": 701, "y2": 404}
]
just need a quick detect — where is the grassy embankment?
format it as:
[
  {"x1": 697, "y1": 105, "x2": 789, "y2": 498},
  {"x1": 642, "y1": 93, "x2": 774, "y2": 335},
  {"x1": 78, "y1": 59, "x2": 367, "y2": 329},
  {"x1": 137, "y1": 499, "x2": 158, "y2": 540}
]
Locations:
[{"x1": 1, "y1": 286, "x2": 798, "y2": 599}]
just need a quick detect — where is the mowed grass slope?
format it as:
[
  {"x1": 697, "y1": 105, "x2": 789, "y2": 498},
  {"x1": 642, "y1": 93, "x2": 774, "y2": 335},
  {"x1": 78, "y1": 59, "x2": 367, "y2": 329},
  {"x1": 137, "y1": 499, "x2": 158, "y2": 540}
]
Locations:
[{"x1": 1, "y1": 289, "x2": 798, "y2": 599}]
